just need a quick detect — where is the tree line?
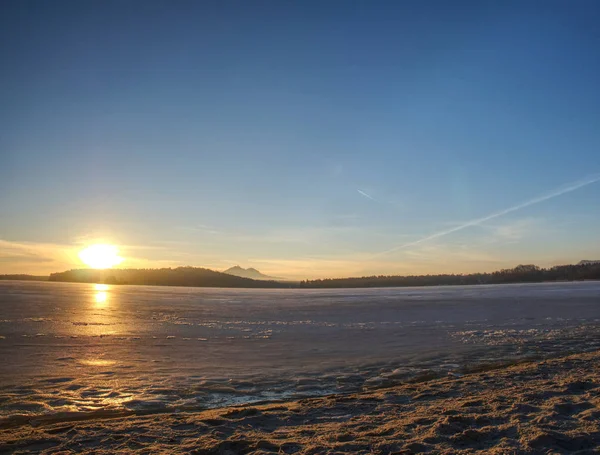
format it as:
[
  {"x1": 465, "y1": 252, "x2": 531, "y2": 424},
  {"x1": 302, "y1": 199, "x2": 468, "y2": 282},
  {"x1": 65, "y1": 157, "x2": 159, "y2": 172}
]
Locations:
[
  {"x1": 0, "y1": 274, "x2": 48, "y2": 281},
  {"x1": 299, "y1": 262, "x2": 600, "y2": 288}
]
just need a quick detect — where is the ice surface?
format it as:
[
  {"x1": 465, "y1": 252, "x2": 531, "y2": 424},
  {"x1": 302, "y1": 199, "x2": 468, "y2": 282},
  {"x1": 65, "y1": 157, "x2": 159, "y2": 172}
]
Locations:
[{"x1": 1, "y1": 280, "x2": 599, "y2": 423}]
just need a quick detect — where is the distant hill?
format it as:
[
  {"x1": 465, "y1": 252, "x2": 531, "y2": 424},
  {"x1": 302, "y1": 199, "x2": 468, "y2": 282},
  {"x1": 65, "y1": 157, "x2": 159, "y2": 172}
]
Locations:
[
  {"x1": 223, "y1": 266, "x2": 281, "y2": 281},
  {"x1": 48, "y1": 267, "x2": 287, "y2": 288},
  {"x1": 578, "y1": 260, "x2": 600, "y2": 265}
]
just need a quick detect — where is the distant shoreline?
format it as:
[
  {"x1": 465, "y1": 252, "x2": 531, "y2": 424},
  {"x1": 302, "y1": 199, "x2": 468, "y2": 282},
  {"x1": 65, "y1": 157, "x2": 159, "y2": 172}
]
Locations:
[{"x1": 1, "y1": 261, "x2": 600, "y2": 289}]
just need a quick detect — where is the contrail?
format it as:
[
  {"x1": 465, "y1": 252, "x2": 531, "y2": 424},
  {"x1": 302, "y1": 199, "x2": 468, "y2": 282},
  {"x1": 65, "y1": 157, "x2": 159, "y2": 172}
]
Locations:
[
  {"x1": 357, "y1": 189, "x2": 376, "y2": 201},
  {"x1": 378, "y1": 172, "x2": 600, "y2": 256}
]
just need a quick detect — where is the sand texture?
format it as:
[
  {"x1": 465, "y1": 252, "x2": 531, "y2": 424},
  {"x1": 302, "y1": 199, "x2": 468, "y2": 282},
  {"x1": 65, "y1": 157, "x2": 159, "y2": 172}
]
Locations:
[{"x1": 3, "y1": 350, "x2": 600, "y2": 454}]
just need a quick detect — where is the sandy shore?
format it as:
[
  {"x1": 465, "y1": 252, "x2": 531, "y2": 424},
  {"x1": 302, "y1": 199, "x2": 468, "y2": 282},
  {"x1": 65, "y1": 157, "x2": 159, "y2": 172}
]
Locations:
[{"x1": 2, "y1": 351, "x2": 600, "y2": 454}]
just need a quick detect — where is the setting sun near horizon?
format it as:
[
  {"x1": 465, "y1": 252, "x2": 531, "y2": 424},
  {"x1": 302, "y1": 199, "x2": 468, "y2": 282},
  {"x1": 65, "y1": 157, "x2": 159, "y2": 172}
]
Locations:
[{"x1": 78, "y1": 244, "x2": 123, "y2": 269}]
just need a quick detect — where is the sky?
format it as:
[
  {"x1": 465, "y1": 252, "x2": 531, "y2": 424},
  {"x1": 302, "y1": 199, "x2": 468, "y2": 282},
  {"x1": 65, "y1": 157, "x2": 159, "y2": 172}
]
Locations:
[{"x1": 1, "y1": 0, "x2": 600, "y2": 279}]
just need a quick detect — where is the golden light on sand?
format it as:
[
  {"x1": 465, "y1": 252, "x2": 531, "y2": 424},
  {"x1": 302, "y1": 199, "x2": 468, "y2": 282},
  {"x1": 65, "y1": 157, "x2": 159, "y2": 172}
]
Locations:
[
  {"x1": 79, "y1": 359, "x2": 116, "y2": 366},
  {"x1": 78, "y1": 244, "x2": 123, "y2": 269}
]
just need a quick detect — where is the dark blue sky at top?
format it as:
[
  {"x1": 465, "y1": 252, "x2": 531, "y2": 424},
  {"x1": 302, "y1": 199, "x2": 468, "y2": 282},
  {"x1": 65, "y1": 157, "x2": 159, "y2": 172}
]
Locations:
[{"x1": 1, "y1": 1, "x2": 599, "y2": 276}]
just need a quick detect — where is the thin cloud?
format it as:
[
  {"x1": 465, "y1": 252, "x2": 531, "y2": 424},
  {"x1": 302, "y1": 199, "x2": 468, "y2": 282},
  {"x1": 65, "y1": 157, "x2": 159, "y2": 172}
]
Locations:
[
  {"x1": 0, "y1": 239, "x2": 77, "y2": 274},
  {"x1": 176, "y1": 224, "x2": 221, "y2": 235},
  {"x1": 357, "y1": 189, "x2": 376, "y2": 201},
  {"x1": 378, "y1": 173, "x2": 600, "y2": 256},
  {"x1": 481, "y1": 217, "x2": 542, "y2": 243}
]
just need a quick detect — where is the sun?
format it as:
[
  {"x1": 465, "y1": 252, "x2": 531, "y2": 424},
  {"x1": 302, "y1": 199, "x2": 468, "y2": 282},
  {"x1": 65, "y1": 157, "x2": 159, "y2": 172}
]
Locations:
[{"x1": 78, "y1": 244, "x2": 123, "y2": 269}]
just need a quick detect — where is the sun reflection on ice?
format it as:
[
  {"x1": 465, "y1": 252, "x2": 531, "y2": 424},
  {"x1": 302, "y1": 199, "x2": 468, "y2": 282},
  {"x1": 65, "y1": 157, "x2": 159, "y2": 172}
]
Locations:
[
  {"x1": 93, "y1": 284, "x2": 110, "y2": 307},
  {"x1": 95, "y1": 292, "x2": 108, "y2": 304}
]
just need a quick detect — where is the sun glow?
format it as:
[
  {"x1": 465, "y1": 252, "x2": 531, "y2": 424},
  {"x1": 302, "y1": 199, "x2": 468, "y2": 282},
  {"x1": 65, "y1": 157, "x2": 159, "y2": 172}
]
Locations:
[{"x1": 79, "y1": 244, "x2": 123, "y2": 269}]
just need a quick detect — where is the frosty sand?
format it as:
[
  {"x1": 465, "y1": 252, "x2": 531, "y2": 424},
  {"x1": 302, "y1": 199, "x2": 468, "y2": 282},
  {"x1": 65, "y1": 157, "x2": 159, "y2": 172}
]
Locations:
[{"x1": 3, "y1": 350, "x2": 600, "y2": 454}]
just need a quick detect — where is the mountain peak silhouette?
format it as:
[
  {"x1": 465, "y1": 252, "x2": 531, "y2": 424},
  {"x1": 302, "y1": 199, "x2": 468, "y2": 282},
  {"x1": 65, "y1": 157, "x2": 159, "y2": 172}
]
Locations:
[{"x1": 223, "y1": 266, "x2": 279, "y2": 281}]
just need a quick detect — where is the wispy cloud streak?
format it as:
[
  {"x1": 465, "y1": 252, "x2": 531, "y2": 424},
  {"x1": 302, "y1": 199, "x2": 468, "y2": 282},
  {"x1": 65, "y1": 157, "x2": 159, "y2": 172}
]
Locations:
[
  {"x1": 357, "y1": 189, "x2": 376, "y2": 201},
  {"x1": 378, "y1": 173, "x2": 600, "y2": 255}
]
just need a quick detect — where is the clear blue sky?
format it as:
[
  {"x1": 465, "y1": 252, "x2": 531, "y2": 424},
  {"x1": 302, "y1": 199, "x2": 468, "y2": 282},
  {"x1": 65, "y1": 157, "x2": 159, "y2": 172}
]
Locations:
[{"x1": 1, "y1": 0, "x2": 599, "y2": 278}]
